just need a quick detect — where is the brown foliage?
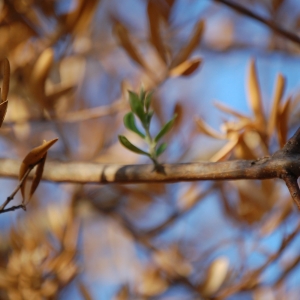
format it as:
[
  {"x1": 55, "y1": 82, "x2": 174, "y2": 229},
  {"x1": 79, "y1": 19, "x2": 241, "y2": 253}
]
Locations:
[{"x1": 0, "y1": 0, "x2": 300, "y2": 299}]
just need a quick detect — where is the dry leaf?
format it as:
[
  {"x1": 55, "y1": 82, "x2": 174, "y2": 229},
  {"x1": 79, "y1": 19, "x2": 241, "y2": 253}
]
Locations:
[
  {"x1": 169, "y1": 58, "x2": 202, "y2": 77},
  {"x1": 78, "y1": 281, "x2": 93, "y2": 300},
  {"x1": 147, "y1": 1, "x2": 167, "y2": 64},
  {"x1": 173, "y1": 102, "x2": 184, "y2": 130},
  {"x1": 115, "y1": 285, "x2": 130, "y2": 300},
  {"x1": 19, "y1": 138, "x2": 58, "y2": 201},
  {"x1": 277, "y1": 97, "x2": 291, "y2": 147},
  {"x1": 210, "y1": 137, "x2": 239, "y2": 162},
  {"x1": 234, "y1": 135, "x2": 257, "y2": 159},
  {"x1": 136, "y1": 268, "x2": 168, "y2": 297},
  {"x1": 21, "y1": 138, "x2": 58, "y2": 168},
  {"x1": 170, "y1": 20, "x2": 204, "y2": 68},
  {"x1": 214, "y1": 101, "x2": 248, "y2": 119},
  {"x1": 30, "y1": 48, "x2": 54, "y2": 107},
  {"x1": 0, "y1": 100, "x2": 8, "y2": 128},
  {"x1": 1, "y1": 58, "x2": 10, "y2": 102},
  {"x1": 28, "y1": 153, "x2": 46, "y2": 201},
  {"x1": 268, "y1": 73, "x2": 285, "y2": 138},
  {"x1": 153, "y1": 246, "x2": 192, "y2": 277},
  {"x1": 46, "y1": 84, "x2": 75, "y2": 107},
  {"x1": 195, "y1": 117, "x2": 225, "y2": 139},
  {"x1": 114, "y1": 22, "x2": 148, "y2": 70},
  {"x1": 200, "y1": 256, "x2": 229, "y2": 296},
  {"x1": 247, "y1": 59, "x2": 266, "y2": 128}
]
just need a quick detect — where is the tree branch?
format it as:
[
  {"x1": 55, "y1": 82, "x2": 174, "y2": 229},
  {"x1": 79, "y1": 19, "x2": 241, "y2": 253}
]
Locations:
[
  {"x1": 213, "y1": 0, "x2": 300, "y2": 47},
  {"x1": 1, "y1": 127, "x2": 300, "y2": 208},
  {"x1": 0, "y1": 152, "x2": 297, "y2": 184}
]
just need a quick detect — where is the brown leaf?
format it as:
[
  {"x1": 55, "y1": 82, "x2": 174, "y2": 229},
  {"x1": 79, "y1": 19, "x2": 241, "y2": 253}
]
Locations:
[
  {"x1": 210, "y1": 137, "x2": 239, "y2": 162},
  {"x1": 40, "y1": 279, "x2": 58, "y2": 298},
  {"x1": 22, "y1": 138, "x2": 58, "y2": 167},
  {"x1": 1, "y1": 58, "x2": 10, "y2": 102},
  {"x1": 78, "y1": 281, "x2": 93, "y2": 300},
  {"x1": 277, "y1": 97, "x2": 291, "y2": 148},
  {"x1": 136, "y1": 267, "x2": 168, "y2": 297},
  {"x1": 115, "y1": 285, "x2": 130, "y2": 300},
  {"x1": 114, "y1": 22, "x2": 148, "y2": 70},
  {"x1": 268, "y1": 73, "x2": 285, "y2": 138},
  {"x1": 173, "y1": 102, "x2": 184, "y2": 130},
  {"x1": 234, "y1": 135, "x2": 257, "y2": 160},
  {"x1": 154, "y1": 246, "x2": 192, "y2": 277},
  {"x1": 0, "y1": 100, "x2": 8, "y2": 128},
  {"x1": 147, "y1": 1, "x2": 167, "y2": 64},
  {"x1": 199, "y1": 257, "x2": 229, "y2": 296},
  {"x1": 62, "y1": 0, "x2": 98, "y2": 34},
  {"x1": 214, "y1": 101, "x2": 248, "y2": 119},
  {"x1": 169, "y1": 58, "x2": 202, "y2": 77},
  {"x1": 170, "y1": 20, "x2": 205, "y2": 68},
  {"x1": 30, "y1": 48, "x2": 54, "y2": 108},
  {"x1": 28, "y1": 153, "x2": 47, "y2": 201},
  {"x1": 247, "y1": 59, "x2": 266, "y2": 128},
  {"x1": 195, "y1": 117, "x2": 225, "y2": 139},
  {"x1": 19, "y1": 138, "x2": 58, "y2": 200},
  {"x1": 46, "y1": 84, "x2": 75, "y2": 108}
]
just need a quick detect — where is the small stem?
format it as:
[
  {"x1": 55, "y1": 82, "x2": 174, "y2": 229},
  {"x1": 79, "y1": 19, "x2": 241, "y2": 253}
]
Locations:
[
  {"x1": 282, "y1": 174, "x2": 300, "y2": 210},
  {"x1": 0, "y1": 204, "x2": 26, "y2": 214},
  {"x1": 0, "y1": 165, "x2": 33, "y2": 211}
]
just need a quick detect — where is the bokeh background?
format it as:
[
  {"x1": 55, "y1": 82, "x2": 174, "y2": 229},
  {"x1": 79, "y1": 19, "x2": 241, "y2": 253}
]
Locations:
[{"x1": 1, "y1": 0, "x2": 300, "y2": 299}]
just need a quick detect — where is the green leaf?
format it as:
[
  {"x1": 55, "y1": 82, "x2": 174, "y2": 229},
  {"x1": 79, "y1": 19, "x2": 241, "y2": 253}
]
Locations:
[
  {"x1": 123, "y1": 112, "x2": 145, "y2": 138},
  {"x1": 154, "y1": 114, "x2": 177, "y2": 143},
  {"x1": 129, "y1": 91, "x2": 146, "y2": 124},
  {"x1": 145, "y1": 91, "x2": 154, "y2": 112},
  {"x1": 118, "y1": 135, "x2": 149, "y2": 156},
  {"x1": 146, "y1": 111, "x2": 154, "y2": 127},
  {"x1": 156, "y1": 142, "x2": 167, "y2": 157},
  {"x1": 139, "y1": 86, "x2": 146, "y2": 104}
]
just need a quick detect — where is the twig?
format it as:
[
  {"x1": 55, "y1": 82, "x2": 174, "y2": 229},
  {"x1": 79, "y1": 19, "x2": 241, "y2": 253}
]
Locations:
[
  {"x1": 213, "y1": 0, "x2": 300, "y2": 47},
  {"x1": 144, "y1": 184, "x2": 214, "y2": 237},
  {"x1": 3, "y1": 100, "x2": 126, "y2": 126},
  {"x1": 214, "y1": 221, "x2": 300, "y2": 299},
  {"x1": 0, "y1": 205, "x2": 26, "y2": 214},
  {"x1": 0, "y1": 165, "x2": 33, "y2": 212}
]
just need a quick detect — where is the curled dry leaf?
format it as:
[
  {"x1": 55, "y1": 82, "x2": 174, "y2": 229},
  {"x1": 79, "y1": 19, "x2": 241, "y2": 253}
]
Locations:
[
  {"x1": 19, "y1": 138, "x2": 58, "y2": 201},
  {"x1": 170, "y1": 20, "x2": 204, "y2": 68},
  {"x1": 247, "y1": 59, "x2": 266, "y2": 129},
  {"x1": 169, "y1": 58, "x2": 202, "y2": 77},
  {"x1": 199, "y1": 256, "x2": 229, "y2": 297},
  {"x1": 147, "y1": 1, "x2": 167, "y2": 64},
  {"x1": 30, "y1": 48, "x2": 54, "y2": 108},
  {"x1": 268, "y1": 73, "x2": 285, "y2": 138}
]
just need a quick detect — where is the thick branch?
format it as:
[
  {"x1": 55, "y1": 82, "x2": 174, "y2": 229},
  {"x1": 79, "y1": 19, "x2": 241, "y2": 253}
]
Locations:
[
  {"x1": 214, "y1": 0, "x2": 300, "y2": 47},
  {"x1": 0, "y1": 154, "x2": 298, "y2": 184},
  {"x1": 1, "y1": 127, "x2": 300, "y2": 210}
]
